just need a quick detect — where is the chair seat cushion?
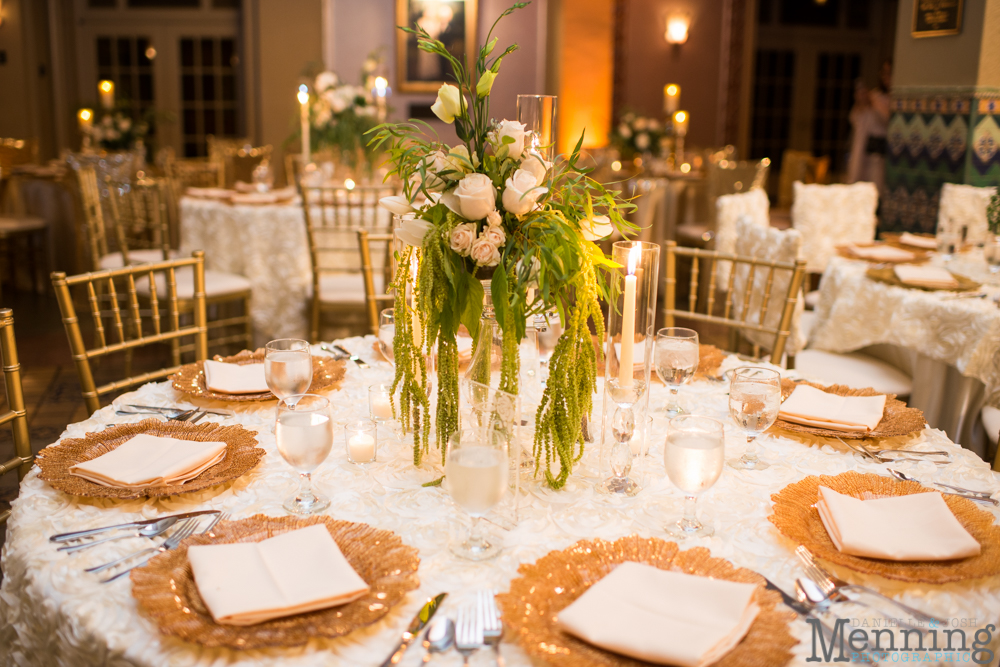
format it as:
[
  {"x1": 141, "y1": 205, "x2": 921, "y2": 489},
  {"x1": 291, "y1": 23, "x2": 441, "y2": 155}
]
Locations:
[
  {"x1": 982, "y1": 405, "x2": 1000, "y2": 448},
  {"x1": 319, "y1": 273, "x2": 384, "y2": 304},
  {"x1": 99, "y1": 249, "x2": 179, "y2": 270},
  {"x1": 803, "y1": 289, "x2": 821, "y2": 310},
  {"x1": 0, "y1": 216, "x2": 46, "y2": 234},
  {"x1": 135, "y1": 267, "x2": 252, "y2": 299},
  {"x1": 795, "y1": 349, "x2": 913, "y2": 397}
]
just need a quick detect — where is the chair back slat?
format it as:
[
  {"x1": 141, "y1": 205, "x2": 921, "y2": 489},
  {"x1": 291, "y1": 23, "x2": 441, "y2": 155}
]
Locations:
[
  {"x1": 0, "y1": 309, "x2": 32, "y2": 503},
  {"x1": 739, "y1": 263, "x2": 756, "y2": 323},
  {"x1": 146, "y1": 268, "x2": 162, "y2": 335},
  {"x1": 77, "y1": 166, "x2": 110, "y2": 269},
  {"x1": 758, "y1": 266, "x2": 776, "y2": 323},
  {"x1": 357, "y1": 229, "x2": 396, "y2": 335},
  {"x1": 108, "y1": 176, "x2": 172, "y2": 266},
  {"x1": 687, "y1": 255, "x2": 699, "y2": 313},
  {"x1": 105, "y1": 276, "x2": 125, "y2": 344}
]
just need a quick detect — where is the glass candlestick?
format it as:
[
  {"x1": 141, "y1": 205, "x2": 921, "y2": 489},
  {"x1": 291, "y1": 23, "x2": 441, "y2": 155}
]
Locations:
[{"x1": 517, "y1": 94, "x2": 557, "y2": 161}]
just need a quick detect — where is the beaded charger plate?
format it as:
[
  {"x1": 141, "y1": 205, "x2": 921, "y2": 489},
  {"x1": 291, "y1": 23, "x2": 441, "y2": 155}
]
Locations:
[
  {"x1": 770, "y1": 379, "x2": 925, "y2": 441},
  {"x1": 130, "y1": 515, "x2": 420, "y2": 649},
  {"x1": 170, "y1": 348, "x2": 346, "y2": 402},
  {"x1": 35, "y1": 419, "x2": 265, "y2": 500},
  {"x1": 865, "y1": 266, "x2": 981, "y2": 292},
  {"x1": 769, "y1": 471, "x2": 1000, "y2": 584},
  {"x1": 496, "y1": 535, "x2": 797, "y2": 667}
]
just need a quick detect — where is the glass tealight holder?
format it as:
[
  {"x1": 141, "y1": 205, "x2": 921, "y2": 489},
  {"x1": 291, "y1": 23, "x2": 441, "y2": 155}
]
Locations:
[
  {"x1": 368, "y1": 384, "x2": 395, "y2": 423},
  {"x1": 345, "y1": 420, "x2": 378, "y2": 465}
]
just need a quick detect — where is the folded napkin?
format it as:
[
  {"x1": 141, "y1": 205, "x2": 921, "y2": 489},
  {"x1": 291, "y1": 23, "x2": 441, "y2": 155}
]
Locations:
[
  {"x1": 899, "y1": 232, "x2": 938, "y2": 249},
  {"x1": 847, "y1": 244, "x2": 915, "y2": 262},
  {"x1": 893, "y1": 264, "x2": 959, "y2": 289},
  {"x1": 203, "y1": 360, "x2": 270, "y2": 394},
  {"x1": 556, "y1": 562, "x2": 759, "y2": 667},
  {"x1": 70, "y1": 434, "x2": 226, "y2": 488},
  {"x1": 778, "y1": 385, "x2": 886, "y2": 433},
  {"x1": 817, "y1": 486, "x2": 981, "y2": 561},
  {"x1": 188, "y1": 524, "x2": 370, "y2": 626}
]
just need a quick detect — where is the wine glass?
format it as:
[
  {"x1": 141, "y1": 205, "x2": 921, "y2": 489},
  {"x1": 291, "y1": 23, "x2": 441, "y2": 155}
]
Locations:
[
  {"x1": 378, "y1": 308, "x2": 395, "y2": 364},
  {"x1": 654, "y1": 327, "x2": 699, "y2": 417},
  {"x1": 985, "y1": 237, "x2": 1000, "y2": 282},
  {"x1": 275, "y1": 394, "x2": 333, "y2": 514},
  {"x1": 727, "y1": 367, "x2": 781, "y2": 471},
  {"x1": 445, "y1": 428, "x2": 509, "y2": 561},
  {"x1": 264, "y1": 339, "x2": 313, "y2": 401},
  {"x1": 664, "y1": 415, "x2": 725, "y2": 538}
]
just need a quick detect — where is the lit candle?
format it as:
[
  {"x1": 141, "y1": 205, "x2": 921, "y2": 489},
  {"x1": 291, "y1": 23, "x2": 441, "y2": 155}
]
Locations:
[
  {"x1": 618, "y1": 242, "x2": 642, "y2": 388},
  {"x1": 348, "y1": 433, "x2": 376, "y2": 463},
  {"x1": 664, "y1": 84, "x2": 680, "y2": 115},
  {"x1": 98, "y1": 80, "x2": 115, "y2": 109},
  {"x1": 77, "y1": 108, "x2": 93, "y2": 132},
  {"x1": 371, "y1": 393, "x2": 393, "y2": 421},
  {"x1": 297, "y1": 84, "x2": 311, "y2": 164},
  {"x1": 673, "y1": 110, "x2": 689, "y2": 137},
  {"x1": 374, "y1": 76, "x2": 388, "y2": 123}
]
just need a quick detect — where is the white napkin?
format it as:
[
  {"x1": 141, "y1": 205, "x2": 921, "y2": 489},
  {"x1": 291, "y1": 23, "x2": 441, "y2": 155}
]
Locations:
[
  {"x1": 899, "y1": 232, "x2": 938, "y2": 249},
  {"x1": 185, "y1": 187, "x2": 233, "y2": 200},
  {"x1": 893, "y1": 264, "x2": 959, "y2": 289},
  {"x1": 817, "y1": 486, "x2": 981, "y2": 561},
  {"x1": 69, "y1": 434, "x2": 226, "y2": 487},
  {"x1": 188, "y1": 524, "x2": 370, "y2": 626},
  {"x1": 203, "y1": 360, "x2": 269, "y2": 394},
  {"x1": 847, "y1": 244, "x2": 915, "y2": 262},
  {"x1": 778, "y1": 385, "x2": 886, "y2": 433},
  {"x1": 556, "y1": 562, "x2": 759, "y2": 667}
]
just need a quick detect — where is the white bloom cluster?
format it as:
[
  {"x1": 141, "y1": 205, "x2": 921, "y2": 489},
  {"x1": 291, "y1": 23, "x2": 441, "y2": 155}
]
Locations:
[
  {"x1": 310, "y1": 70, "x2": 374, "y2": 127},
  {"x1": 614, "y1": 112, "x2": 664, "y2": 156},
  {"x1": 87, "y1": 111, "x2": 147, "y2": 146}
]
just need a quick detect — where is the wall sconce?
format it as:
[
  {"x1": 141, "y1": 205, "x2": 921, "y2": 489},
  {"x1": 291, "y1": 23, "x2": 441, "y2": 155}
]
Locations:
[
  {"x1": 0, "y1": 0, "x2": 5, "y2": 27},
  {"x1": 665, "y1": 14, "x2": 690, "y2": 44}
]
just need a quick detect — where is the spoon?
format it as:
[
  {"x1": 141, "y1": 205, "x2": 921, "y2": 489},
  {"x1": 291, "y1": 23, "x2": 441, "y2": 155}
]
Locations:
[
  {"x1": 421, "y1": 617, "x2": 455, "y2": 663},
  {"x1": 796, "y1": 577, "x2": 924, "y2": 631}
]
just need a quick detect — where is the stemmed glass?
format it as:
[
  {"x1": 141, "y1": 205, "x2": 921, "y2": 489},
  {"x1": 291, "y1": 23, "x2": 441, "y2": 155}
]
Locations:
[
  {"x1": 264, "y1": 339, "x2": 313, "y2": 401},
  {"x1": 727, "y1": 367, "x2": 781, "y2": 471},
  {"x1": 654, "y1": 327, "x2": 699, "y2": 417},
  {"x1": 275, "y1": 394, "x2": 334, "y2": 514},
  {"x1": 378, "y1": 308, "x2": 395, "y2": 364},
  {"x1": 664, "y1": 415, "x2": 725, "y2": 538},
  {"x1": 985, "y1": 237, "x2": 1000, "y2": 282},
  {"x1": 445, "y1": 428, "x2": 509, "y2": 561}
]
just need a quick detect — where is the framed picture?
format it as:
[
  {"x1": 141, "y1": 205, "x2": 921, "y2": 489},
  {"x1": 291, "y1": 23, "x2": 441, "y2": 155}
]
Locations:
[
  {"x1": 912, "y1": 0, "x2": 963, "y2": 37},
  {"x1": 395, "y1": 0, "x2": 478, "y2": 93}
]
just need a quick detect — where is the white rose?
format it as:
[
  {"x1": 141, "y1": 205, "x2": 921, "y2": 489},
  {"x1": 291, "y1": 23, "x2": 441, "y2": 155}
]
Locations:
[
  {"x1": 494, "y1": 119, "x2": 526, "y2": 159},
  {"x1": 443, "y1": 145, "x2": 477, "y2": 177},
  {"x1": 580, "y1": 214, "x2": 614, "y2": 241},
  {"x1": 635, "y1": 132, "x2": 650, "y2": 150},
  {"x1": 315, "y1": 71, "x2": 339, "y2": 92},
  {"x1": 502, "y1": 169, "x2": 547, "y2": 217},
  {"x1": 450, "y1": 173, "x2": 497, "y2": 220},
  {"x1": 486, "y1": 210, "x2": 502, "y2": 227},
  {"x1": 470, "y1": 236, "x2": 501, "y2": 267},
  {"x1": 634, "y1": 117, "x2": 649, "y2": 131},
  {"x1": 379, "y1": 195, "x2": 415, "y2": 215},
  {"x1": 519, "y1": 151, "x2": 551, "y2": 186},
  {"x1": 396, "y1": 214, "x2": 434, "y2": 247},
  {"x1": 449, "y1": 222, "x2": 477, "y2": 256},
  {"x1": 119, "y1": 118, "x2": 132, "y2": 132},
  {"x1": 430, "y1": 83, "x2": 467, "y2": 124},
  {"x1": 480, "y1": 223, "x2": 506, "y2": 247},
  {"x1": 618, "y1": 123, "x2": 632, "y2": 139},
  {"x1": 314, "y1": 100, "x2": 332, "y2": 126}
]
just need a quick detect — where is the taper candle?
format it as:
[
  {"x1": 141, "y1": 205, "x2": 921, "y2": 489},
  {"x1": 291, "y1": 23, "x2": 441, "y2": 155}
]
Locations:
[
  {"x1": 77, "y1": 108, "x2": 93, "y2": 132},
  {"x1": 297, "y1": 84, "x2": 311, "y2": 164},
  {"x1": 618, "y1": 242, "x2": 642, "y2": 387},
  {"x1": 98, "y1": 80, "x2": 115, "y2": 110},
  {"x1": 673, "y1": 110, "x2": 689, "y2": 137},
  {"x1": 664, "y1": 84, "x2": 680, "y2": 115}
]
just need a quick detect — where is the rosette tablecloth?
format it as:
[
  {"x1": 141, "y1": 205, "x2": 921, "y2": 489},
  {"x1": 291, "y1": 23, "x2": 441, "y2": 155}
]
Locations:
[{"x1": 3, "y1": 337, "x2": 999, "y2": 666}]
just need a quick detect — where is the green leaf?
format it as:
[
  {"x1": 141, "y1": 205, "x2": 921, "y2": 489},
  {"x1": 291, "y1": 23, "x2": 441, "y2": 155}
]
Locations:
[
  {"x1": 422, "y1": 475, "x2": 445, "y2": 487},
  {"x1": 460, "y1": 273, "x2": 484, "y2": 339},
  {"x1": 491, "y1": 263, "x2": 509, "y2": 334}
]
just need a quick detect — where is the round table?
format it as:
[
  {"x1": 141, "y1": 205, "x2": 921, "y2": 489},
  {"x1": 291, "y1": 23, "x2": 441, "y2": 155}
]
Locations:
[{"x1": 3, "y1": 336, "x2": 999, "y2": 666}]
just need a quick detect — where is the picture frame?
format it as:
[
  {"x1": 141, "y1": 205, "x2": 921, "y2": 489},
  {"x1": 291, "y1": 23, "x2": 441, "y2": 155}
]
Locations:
[
  {"x1": 395, "y1": 0, "x2": 478, "y2": 93},
  {"x1": 912, "y1": 0, "x2": 963, "y2": 38}
]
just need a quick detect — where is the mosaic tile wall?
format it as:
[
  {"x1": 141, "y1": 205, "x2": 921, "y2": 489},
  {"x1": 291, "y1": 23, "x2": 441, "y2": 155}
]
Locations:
[{"x1": 883, "y1": 92, "x2": 1000, "y2": 234}]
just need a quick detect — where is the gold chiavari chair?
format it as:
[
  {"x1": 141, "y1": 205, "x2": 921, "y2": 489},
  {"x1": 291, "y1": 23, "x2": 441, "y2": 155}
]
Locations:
[
  {"x1": 51, "y1": 252, "x2": 209, "y2": 415},
  {"x1": 301, "y1": 183, "x2": 397, "y2": 342},
  {"x1": 778, "y1": 150, "x2": 829, "y2": 210},
  {"x1": 357, "y1": 229, "x2": 395, "y2": 335},
  {"x1": 0, "y1": 308, "x2": 32, "y2": 526},
  {"x1": 663, "y1": 240, "x2": 807, "y2": 363},
  {"x1": 165, "y1": 158, "x2": 225, "y2": 203},
  {"x1": 208, "y1": 137, "x2": 272, "y2": 187}
]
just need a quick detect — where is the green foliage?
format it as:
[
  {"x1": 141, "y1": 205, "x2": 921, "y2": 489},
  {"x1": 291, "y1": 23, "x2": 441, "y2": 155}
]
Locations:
[{"x1": 988, "y1": 189, "x2": 1000, "y2": 235}]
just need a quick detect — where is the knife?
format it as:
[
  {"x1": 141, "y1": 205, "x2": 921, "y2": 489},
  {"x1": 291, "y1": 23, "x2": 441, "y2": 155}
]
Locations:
[
  {"x1": 379, "y1": 592, "x2": 447, "y2": 667},
  {"x1": 127, "y1": 405, "x2": 234, "y2": 417},
  {"x1": 333, "y1": 344, "x2": 369, "y2": 368},
  {"x1": 49, "y1": 509, "x2": 221, "y2": 543}
]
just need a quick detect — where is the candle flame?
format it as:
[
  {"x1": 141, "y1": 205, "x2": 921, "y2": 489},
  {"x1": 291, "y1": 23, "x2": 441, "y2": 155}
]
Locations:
[
  {"x1": 627, "y1": 242, "x2": 641, "y2": 275},
  {"x1": 297, "y1": 84, "x2": 309, "y2": 105},
  {"x1": 666, "y1": 84, "x2": 679, "y2": 96},
  {"x1": 99, "y1": 80, "x2": 113, "y2": 93},
  {"x1": 374, "y1": 76, "x2": 388, "y2": 95},
  {"x1": 674, "y1": 110, "x2": 687, "y2": 124},
  {"x1": 78, "y1": 109, "x2": 92, "y2": 122},
  {"x1": 344, "y1": 178, "x2": 356, "y2": 190}
]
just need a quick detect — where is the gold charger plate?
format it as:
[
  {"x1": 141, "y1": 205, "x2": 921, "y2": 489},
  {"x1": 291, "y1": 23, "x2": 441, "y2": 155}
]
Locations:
[
  {"x1": 496, "y1": 535, "x2": 797, "y2": 667},
  {"x1": 170, "y1": 348, "x2": 346, "y2": 402},
  {"x1": 769, "y1": 471, "x2": 1000, "y2": 584},
  {"x1": 770, "y1": 379, "x2": 925, "y2": 440},
  {"x1": 865, "y1": 266, "x2": 981, "y2": 292},
  {"x1": 835, "y1": 243, "x2": 930, "y2": 264},
  {"x1": 131, "y1": 515, "x2": 420, "y2": 649},
  {"x1": 35, "y1": 419, "x2": 265, "y2": 500}
]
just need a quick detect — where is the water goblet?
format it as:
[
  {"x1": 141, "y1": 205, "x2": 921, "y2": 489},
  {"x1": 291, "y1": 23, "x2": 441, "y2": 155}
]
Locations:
[
  {"x1": 984, "y1": 237, "x2": 1000, "y2": 281},
  {"x1": 378, "y1": 308, "x2": 395, "y2": 364},
  {"x1": 345, "y1": 419, "x2": 378, "y2": 464},
  {"x1": 654, "y1": 327, "x2": 699, "y2": 417},
  {"x1": 264, "y1": 339, "x2": 313, "y2": 401},
  {"x1": 937, "y1": 230, "x2": 959, "y2": 260},
  {"x1": 664, "y1": 415, "x2": 725, "y2": 538},
  {"x1": 446, "y1": 428, "x2": 509, "y2": 561},
  {"x1": 275, "y1": 394, "x2": 333, "y2": 514},
  {"x1": 727, "y1": 367, "x2": 781, "y2": 471}
]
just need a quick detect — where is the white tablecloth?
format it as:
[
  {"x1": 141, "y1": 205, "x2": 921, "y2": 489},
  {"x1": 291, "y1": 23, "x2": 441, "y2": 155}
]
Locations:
[
  {"x1": 179, "y1": 197, "x2": 312, "y2": 344},
  {"x1": 3, "y1": 337, "x2": 1000, "y2": 666}
]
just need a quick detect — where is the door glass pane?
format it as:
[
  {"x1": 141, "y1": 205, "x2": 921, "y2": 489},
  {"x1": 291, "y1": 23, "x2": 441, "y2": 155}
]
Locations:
[
  {"x1": 812, "y1": 52, "x2": 861, "y2": 173},
  {"x1": 750, "y1": 50, "x2": 796, "y2": 173},
  {"x1": 179, "y1": 35, "x2": 242, "y2": 156},
  {"x1": 94, "y1": 35, "x2": 155, "y2": 136}
]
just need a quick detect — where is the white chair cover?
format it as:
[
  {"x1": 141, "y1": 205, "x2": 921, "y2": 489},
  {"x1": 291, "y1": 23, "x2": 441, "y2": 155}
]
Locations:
[
  {"x1": 792, "y1": 181, "x2": 877, "y2": 273},
  {"x1": 714, "y1": 189, "x2": 769, "y2": 283},
  {"x1": 937, "y1": 183, "x2": 994, "y2": 245}
]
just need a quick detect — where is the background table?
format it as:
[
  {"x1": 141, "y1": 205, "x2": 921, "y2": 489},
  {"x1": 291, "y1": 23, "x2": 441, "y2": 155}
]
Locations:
[{"x1": 3, "y1": 336, "x2": 999, "y2": 666}]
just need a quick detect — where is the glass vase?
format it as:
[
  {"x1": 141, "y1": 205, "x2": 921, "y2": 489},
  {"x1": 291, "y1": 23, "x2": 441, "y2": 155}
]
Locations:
[
  {"x1": 464, "y1": 280, "x2": 505, "y2": 392},
  {"x1": 517, "y1": 95, "x2": 557, "y2": 161}
]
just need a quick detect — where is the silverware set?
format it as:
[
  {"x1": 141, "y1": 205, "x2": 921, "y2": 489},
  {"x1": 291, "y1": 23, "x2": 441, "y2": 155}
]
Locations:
[
  {"x1": 320, "y1": 343, "x2": 370, "y2": 368},
  {"x1": 836, "y1": 436, "x2": 951, "y2": 465},
  {"x1": 888, "y1": 468, "x2": 998, "y2": 505}
]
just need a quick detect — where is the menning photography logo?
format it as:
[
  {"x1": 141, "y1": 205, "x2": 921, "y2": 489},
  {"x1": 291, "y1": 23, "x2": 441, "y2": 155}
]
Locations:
[{"x1": 806, "y1": 618, "x2": 997, "y2": 664}]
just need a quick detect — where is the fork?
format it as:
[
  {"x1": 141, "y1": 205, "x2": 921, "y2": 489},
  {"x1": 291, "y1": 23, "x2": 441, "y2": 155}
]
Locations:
[
  {"x1": 839, "y1": 438, "x2": 949, "y2": 465},
  {"x1": 57, "y1": 517, "x2": 177, "y2": 553},
  {"x1": 887, "y1": 469, "x2": 999, "y2": 505},
  {"x1": 478, "y1": 589, "x2": 504, "y2": 666},
  {"x1": 455, "y1": 604, "x2": 483, "y2": 666},
  {"x1": 100, "y1": 512, "x2": 229, "y2": 583},
  {"x1": 795, "y1": 546, "x2": 947, "y2": 626},
  {"x1": 95, "y1": 518, "x2": 199, "y2": 582}
]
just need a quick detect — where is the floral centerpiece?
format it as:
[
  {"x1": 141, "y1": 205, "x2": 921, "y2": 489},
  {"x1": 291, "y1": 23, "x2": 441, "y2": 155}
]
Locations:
[
  {"x1": 86, "y1": 110, "x2": 149, "y2": 151},
  {"x1": 988, "y1": 188, "x2": 1000, "y2": 235},
  {"x1": 371, "y1": 2, "x2": 634, "y2": 489},
  {"x1": 610, "y1": 112, "x2": 665, "y2": 159}
]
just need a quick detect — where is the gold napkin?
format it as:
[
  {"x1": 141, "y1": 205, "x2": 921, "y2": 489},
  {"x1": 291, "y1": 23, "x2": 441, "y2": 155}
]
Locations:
[
  {"x1": 70, "y1": 434, "x2": 226, "y2": 488},
  {"x1": 779, "y1": 385, "x2": 886, "y2": 433},
  {"x1": 817, "y1": 486, "x2": 981, "y2": 561},
  {"x1": 188, "y1": 524, "x2": 370, "y2": 626},
  {"x1": 203, "y1": 360, "x2": 270, "y2": 394},
  {"x1": 556, "y1": 562, "x2": 759, "y2": 667},
  {"x1": 893, "y1": 264, "x2": 958, "y2": 289},
  {"x1": 898, "y1": 232, "x2": 938, "y2": 249},
  {"x1": 847, "y1": 244, "x2": 915, "y2": 262}
]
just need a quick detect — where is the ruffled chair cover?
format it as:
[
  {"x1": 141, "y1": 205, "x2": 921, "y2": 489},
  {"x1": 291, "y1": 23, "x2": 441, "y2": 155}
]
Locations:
[
  {"x1": 937, "y1": 183, "x2": 994, "y2": 245},
  {"x1": 792, "y1": 181, "x2": 877, "y2": 273},
  {"x1": 714, "y1": 189, "x2": 769, "y2": 283}
]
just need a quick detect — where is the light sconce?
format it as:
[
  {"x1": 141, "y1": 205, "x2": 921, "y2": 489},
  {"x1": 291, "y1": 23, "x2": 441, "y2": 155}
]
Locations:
[
  {"x1": 665, "y1": 14, "x2": 690, "y2": 44},
  {"x1": 0, "y1": 0, "x2": 4, "y2": 28}
]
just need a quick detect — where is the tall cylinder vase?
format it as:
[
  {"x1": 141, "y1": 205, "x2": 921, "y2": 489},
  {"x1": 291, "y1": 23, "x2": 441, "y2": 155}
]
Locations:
[{"x1": 517, "y1": 94, "x2": 557, "y2": 160}]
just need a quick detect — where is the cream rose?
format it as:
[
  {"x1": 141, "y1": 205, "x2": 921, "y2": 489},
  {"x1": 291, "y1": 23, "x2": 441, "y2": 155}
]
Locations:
[
  {"x1": 450, "y1": 173, "x2": 497, "y2": 220},
  {"x1": 635, "y1": 132, "x2": 650, "y2": 150},
  {"x1": 470, "y1": 236, "x2": 501, "y2": 267},
  {"x1": 494, "y1": 119, "x2": 526, "y2": 159},
  {"x1": 519, "y1": 151, "x2": 552, "y2": 186},
  {"x1": 580, "y1": 214, "x2": 614, "y2": 241},
  {"x1": 480, "y1": 223, "x2": 506, "y2": 247},
  {"x1": 502, "y1": 168, "x2": 547, "y2": 217},
  {"x1": 396, "y1": 214, "x2": 434, "y2": 247},
  {"x1": 430, "y1": 83, "x2": 466, "y2": 124},
  {"x1": 486, "y1": 210, "x2": 502, "y2": 227},
  {"x1": 449, "y1": 222, "x2": 477, "y2": 256}
]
